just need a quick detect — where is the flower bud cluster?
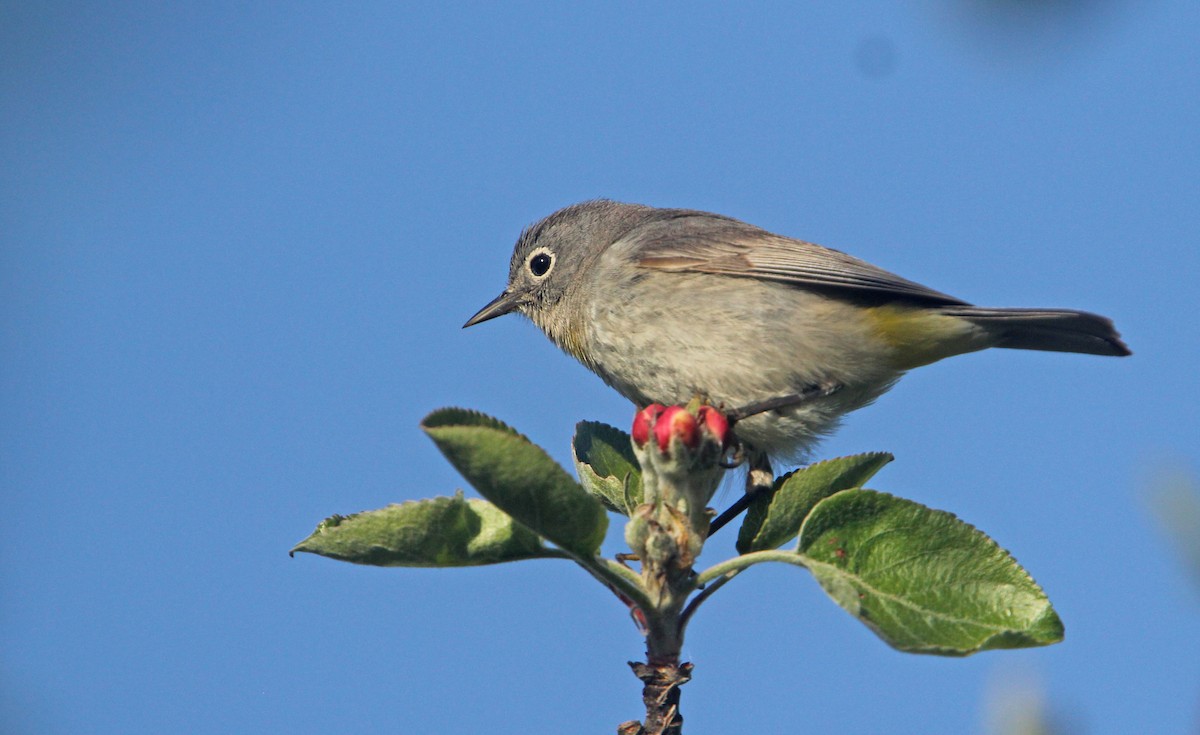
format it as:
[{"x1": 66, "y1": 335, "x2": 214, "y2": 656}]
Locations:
[
  {"x1": 626, "y1": 402, "x2": 731, "y2": 570},
  {"x1": 632, "y1": 404, "x2": 730, "y2": 458}
]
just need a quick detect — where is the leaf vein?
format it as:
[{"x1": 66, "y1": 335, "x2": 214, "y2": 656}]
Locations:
[{"x1": 804, "y1": 558, "x2": 1024, "y2": 634}]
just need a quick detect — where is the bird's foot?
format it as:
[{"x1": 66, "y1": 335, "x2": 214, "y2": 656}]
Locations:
[{"x1": 708, "y1": 452, "x2": 774, "y2": 536}]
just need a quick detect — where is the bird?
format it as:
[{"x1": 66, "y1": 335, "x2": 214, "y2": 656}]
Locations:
[{"x1": 464, "y1": 200, "x2": 1129, "y2": 516}]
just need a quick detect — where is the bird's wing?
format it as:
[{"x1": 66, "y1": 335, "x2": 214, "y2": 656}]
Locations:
[{"x1": 628, "y1": 213, "x2": 968, "y2": 306}]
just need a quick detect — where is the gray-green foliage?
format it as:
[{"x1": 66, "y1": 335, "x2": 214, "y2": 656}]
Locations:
[
  {"x1": 737, "y1": 452, "x2": 893, "y2": 553},
  {"x1": 797, "y1": 489, "x2": 1063, "y2": 654},
  {"x1": 420, "y1": 408, "x2": 607, "y2": 557},
  {"x1": 291, "y1": 492, "x2": 555, "y2": 566},
  {"x1": 572, "y1": 420, "x2": 643, "y2": 515},
  {"x1": 294, "y1": 408, "x2": 1063, "y2": 657}
]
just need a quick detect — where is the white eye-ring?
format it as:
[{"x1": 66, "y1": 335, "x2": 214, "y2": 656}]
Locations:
[{"x1": 528, "y1": 247, "x2": 554, "y2": 278}]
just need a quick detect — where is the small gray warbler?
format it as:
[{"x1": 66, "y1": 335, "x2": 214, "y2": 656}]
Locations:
[{"x1": 465, "y1": 199, "x2": 1129, "y2": 500}]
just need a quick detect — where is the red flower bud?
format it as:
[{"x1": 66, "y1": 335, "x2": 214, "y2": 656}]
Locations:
[
  {"x1": 697, "y1": 406, "x2": 730, "y2": 448},
  {"x1": 632, "y1": 404, "x2": 666, "y2": 448},
  {"x1": 654, "y1": 405, "x2": 699, "y2": 454}
]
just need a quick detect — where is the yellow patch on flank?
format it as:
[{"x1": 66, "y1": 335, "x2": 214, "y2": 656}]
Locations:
[{"x1": 865, "y1": 305, "x2": 983, "y2": 370}]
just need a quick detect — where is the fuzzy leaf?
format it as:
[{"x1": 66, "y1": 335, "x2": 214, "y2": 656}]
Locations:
[
  {"x1": 421, "y1": 408, "x2": 608, "y2": 556},
  {"x1": 290, "y1": 493, "x2": 552, "y2": 566},
  {"x1": 572, "y1": 421, "x2": 643, "y2": 515},
  {"x1": 737, "y1": 453, "x2": 893, "y2": 553},
  {"x1": 797, "y1": 489, "x2": 1063, "y2": 655}
]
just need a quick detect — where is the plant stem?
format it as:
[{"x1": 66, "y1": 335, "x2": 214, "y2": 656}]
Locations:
[
  {"x1": 679, "y1": 569, "x2": 739, "y2": 634},
  {"x1": 621, "y1": 591, "x2": 690, "y2": 733},
  {"x1": 620, "y1": 404, "x2": 732, "y2": 733},
  {"x1": 575, "y1": 554, "x2": 655, "y2": 612},
  {"x1": 695, "y1": 549, "x2": 809, "y2": 586},
  {"x1": 622, "y1": 659, "x2": 692, "y2": 735}
]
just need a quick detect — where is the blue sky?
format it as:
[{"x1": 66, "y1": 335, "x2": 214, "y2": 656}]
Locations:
[{"x1": 3, "y1": 3, "x2": 1198, "y2": 733}]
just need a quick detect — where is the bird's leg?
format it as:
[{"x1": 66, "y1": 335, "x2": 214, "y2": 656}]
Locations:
[
  {"x1": 723, "y1": 382, "x2": 842, "y2": 422},
  {"x1": 708, "y1": 450, "x2": 772, "y2": 536},
  {"x1": 707, "y1": 382, "x2": 842, "y2": 537}
]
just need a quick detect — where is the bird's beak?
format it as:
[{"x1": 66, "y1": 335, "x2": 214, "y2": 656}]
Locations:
[{"x1": 463, "y1": 289, "x2": 522, "y2": 328}]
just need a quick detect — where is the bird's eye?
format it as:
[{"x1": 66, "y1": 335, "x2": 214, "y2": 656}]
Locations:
[{"x1": 529, "y1": 250, "x2": 553, "y2": 277}]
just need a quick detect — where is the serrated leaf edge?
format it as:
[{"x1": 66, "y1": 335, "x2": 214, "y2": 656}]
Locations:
[{"x1": 797, "y1": 489, "x2": 1061, "y2": 653}]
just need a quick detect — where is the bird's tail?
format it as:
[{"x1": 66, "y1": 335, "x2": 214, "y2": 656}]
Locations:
[{"x1": 939, "y1": 306, "x2": 1131, "y2": 357}]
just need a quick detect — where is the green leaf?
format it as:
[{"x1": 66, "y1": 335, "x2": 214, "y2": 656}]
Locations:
[
  {"x1": 572, "y1": 421, "x2": 643, "y2": 515},
  {"x1": 737, "y1": 453, "x2": 893, "y2": 553},
  {"x1": 290, "y1": 493, "x2": 554, "y2": 566},
  {"x1": 797, "y1": 489, "x2": 1063, "y2": 655},
  {"x1": 421, "y1": 408, "x2": 608, "y2": 557}
]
